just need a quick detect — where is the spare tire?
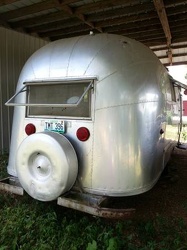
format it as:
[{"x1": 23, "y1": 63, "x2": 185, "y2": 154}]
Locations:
[{"x1": 16, "y1": 132, "x2": 78, "y2": 201}]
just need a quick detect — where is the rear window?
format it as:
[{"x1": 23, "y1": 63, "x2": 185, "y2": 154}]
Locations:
[
  {"x1": 27, "y1": 82, "x2": 92, "y2": 118},
  {"x1": 6, "y1": 79, "x2": 95, "y2": 119}
]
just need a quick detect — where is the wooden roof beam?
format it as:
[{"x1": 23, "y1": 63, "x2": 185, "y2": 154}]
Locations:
[
  {"x1": 95, "y1": 11, "x2": 158, "y2": 29},
  {"x1": 0, "y1": 0, "x2": 57, "y2": 21},
  {"x1": 74, "y1": 0, "x2": 140, "y2": 15},
  {"x1": 153, "y1": 0, "x2": 172, "y2": 65},
  {"x1": 0, "y1": 0, "x2": 20, "y2": 7},
  {"x1": 55, "y1": 0, "x2": 103, "y2": 33},
  {"x1": 11, "y1": 11, "x2": 70, "y2": 29}
]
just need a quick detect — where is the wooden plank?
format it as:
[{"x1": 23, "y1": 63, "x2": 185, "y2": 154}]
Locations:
[
  {"x1": 28, "y1": 17, "x2": 81, "y2": 33},
  {"x1": 0, "y1": 0, "x2": 56, "y2": 21},
  {"x1": 11, "y1": 11, "x2": 70, "y2": 28},
  {"x1": 153, "y1": 0, "x2": 172, "y2": 46},
  {"x1": 39, "y1": 23, "x2": 90, "y2": 38},
  {"x1": 0, "y1": 0, "x2": 19, "y2": 7},
  {"x1": 153, "y1": 0, "x2": 172, "y2": 64},
  {"x1": 50, "y1": 29, "x2": 91, "y2": 40},
  {"x1": 164, "y1": 0, "x2": 187, "y2": 7},
  {"x1": 95, "y1": 11, "x2": 158, "y2": 28},
  {"x1": 158, "y1": 52, "x2": 187, "y2": 60},
  {"x1": 74, "y1": 0, "x2": 140, "y2": 15},
  {"x1": 104, "y1": 19, "x2": 161, "y2": 33},
  {"x1": 87, "y1": 2, "x2": 154, "y2": 22}
]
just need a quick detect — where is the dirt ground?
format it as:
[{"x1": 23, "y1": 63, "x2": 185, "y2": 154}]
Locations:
[{"x1": 121, "y1": 146, "x2": 187, "y2": 221}]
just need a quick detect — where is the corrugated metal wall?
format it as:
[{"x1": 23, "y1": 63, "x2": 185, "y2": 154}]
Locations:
[{"x1": 0, "y1": 27, "x2": 48, "y2": 153}]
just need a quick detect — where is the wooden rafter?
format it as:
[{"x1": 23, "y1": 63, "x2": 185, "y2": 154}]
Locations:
[
  {"x1": 55, "y1": 0, "x2": 103, "y2": 33},
  {"x1": 153, "y1": 0, "x2": 172, "y2": 65},
  {"x1": 11, "y1": 11, "x2": 70, "y2": 29},
  {"x1": 0, "y1": 0, "x2": 187, "y2": 65},
  {"x1": 0, "y1": 0, "x2": 57, "y2": 21},
  {"x1": 74, "y1": 0, "x2": 140, "y2": 15},
  {"x1": 0, "y1": 0, "x2": 19, "y2": 6}
]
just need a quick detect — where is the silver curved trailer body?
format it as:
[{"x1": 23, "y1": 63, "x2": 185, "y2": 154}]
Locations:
[{"x1": 2, "y1": 34, "x2": 182, "y2": 216}]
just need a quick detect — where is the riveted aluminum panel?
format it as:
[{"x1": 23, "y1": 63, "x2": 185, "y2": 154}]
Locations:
[{"x1": 7, "y1": 33, "x2": 177, "y2": 197}]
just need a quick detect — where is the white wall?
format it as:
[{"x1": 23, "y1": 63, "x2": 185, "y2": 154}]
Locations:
[{"x1": 0, "y1": 27, "x2": 48, "y2": 153}]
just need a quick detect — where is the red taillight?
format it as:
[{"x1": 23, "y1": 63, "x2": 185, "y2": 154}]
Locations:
[
  {"x1": 76, "y1": 127, "x2": 90, "y2": 141},
  {"x1": 25, "y1": 123, "x2": 36, "y2": 135}
]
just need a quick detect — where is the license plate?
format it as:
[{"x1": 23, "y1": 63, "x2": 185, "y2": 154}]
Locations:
[{"x1": 44, "y1": 120, "x2": 65, "y2": 134}]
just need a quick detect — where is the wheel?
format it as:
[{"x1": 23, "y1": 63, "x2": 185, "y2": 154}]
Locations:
[{"x1": 16, "y1": 132, "x2": 78, "y2": 201}]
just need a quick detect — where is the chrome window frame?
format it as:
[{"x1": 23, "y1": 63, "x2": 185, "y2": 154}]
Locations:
[{"x1": 6, "y1": 77, "x2": 97, "y2": 120}]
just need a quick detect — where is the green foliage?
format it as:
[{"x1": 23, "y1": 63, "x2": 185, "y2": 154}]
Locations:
[
  {"x1": 0, "y1": 198, "x2": 186, "y2": 250},
  {"x1": 181, "y1": 125, "x2": 187, "y2": 142},
  {"x1": 0, "y1": 153, "x2": 8, "y2": 178},
  {"x1": 86, "y1": 240, "x2": 97, "y2": 250}
]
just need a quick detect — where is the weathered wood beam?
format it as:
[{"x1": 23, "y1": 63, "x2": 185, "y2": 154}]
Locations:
[
  {"x1": 164, "y1": 0, "x2": 187, "y2": 7},
  {"x1": 39, "y1": 23, "x2": 90, "y2": 38},
  {"x1": 168, "y1": 12, "x2": 187, "y2": 23},
  {"x1": 0, "y1": 0, "x2": 56, "y2": 21},
  {"x1": 74, "y1": 0, "x2": 140, "y2": 15},
  {"x1": 50, "y1": 29, "x2": 92, "y2": 40},
  {"x1": 10, "y1": 11, "x2": 70, "y2": 29},
  {"x1": 115, "y1": 24, "x2": 163, "y2": 37},
  {"x1": 158, "y1": 52, "x2": 187, "y2": 59},
  {"x1": 87, "y1": 2, "x2": 154, "y2": 22},
  {"x1": 55, "y1": 0, "x2": 103, "y2": 33},
  {"x1": 104, "y1": 18, "x2": 161, "y2": 33},
  {"x1": 28, "y1": 18, "x2": 82, "y2": 33},
  {"x1": 0, "y1": 0, "x2": 19, "y2": 6},
  {"x1": 59, "y1": 0, "x2": 80, "y2": 5},
  {"x1": 95, "y1": 11, "x2": 158, "y2": 29},
  {"x1": 151, "y1": 43, "x2": 187, "y2": 52},
  {"x1": 164, "y1": 62, "x2": 187, "y2": 66},
  {"x1": 153, "y1": 0, "x2": 172, "y2": 64},
  {"x1": 153, "y1": 0, "x2": 172, "y2": 45}
]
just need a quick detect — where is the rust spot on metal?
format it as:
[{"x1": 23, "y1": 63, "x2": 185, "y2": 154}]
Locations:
[{"x1": 57, "y1": 191, "x2": 135, "y2": 219}]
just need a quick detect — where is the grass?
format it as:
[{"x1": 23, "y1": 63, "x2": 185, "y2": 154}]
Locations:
[
  {"x1": 0, "y1": 154, "x2": 187, "y2": 250},
  {"x1": 0, "y1": 153, "x2": 9, "y2": 178}
]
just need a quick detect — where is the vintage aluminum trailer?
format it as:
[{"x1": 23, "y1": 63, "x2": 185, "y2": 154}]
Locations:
[{"x1": 1, "y1": 33, "x2": 186, "y2": 218}]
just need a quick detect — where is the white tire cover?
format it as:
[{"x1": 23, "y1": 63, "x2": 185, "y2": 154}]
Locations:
[{"x1": 16, "y1": 132, "x2": 78, "y2": 201}]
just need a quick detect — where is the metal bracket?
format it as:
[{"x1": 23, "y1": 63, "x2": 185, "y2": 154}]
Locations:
[{"x1": 57, "y1": 191, "x2": 135, "y2": 219}]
